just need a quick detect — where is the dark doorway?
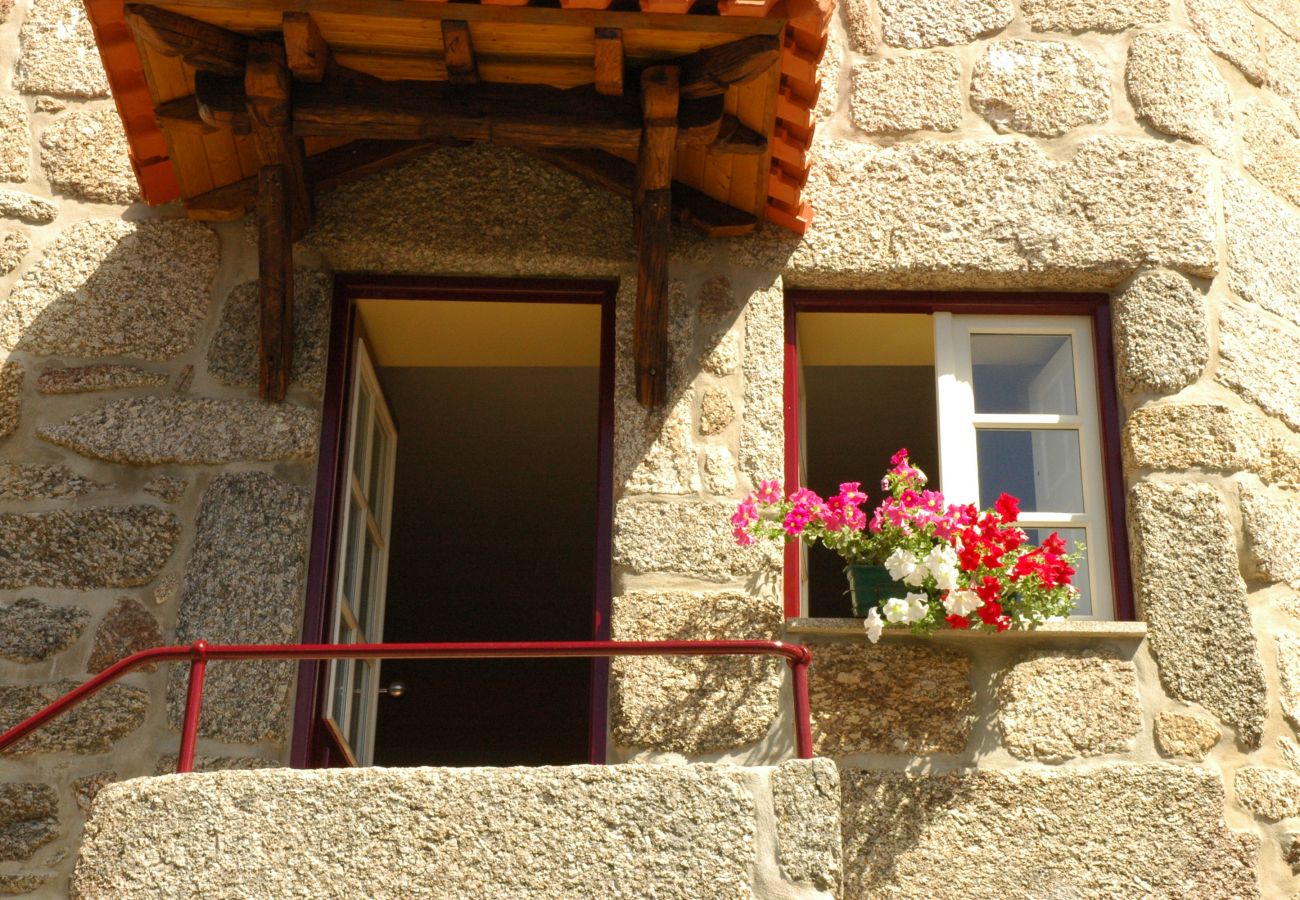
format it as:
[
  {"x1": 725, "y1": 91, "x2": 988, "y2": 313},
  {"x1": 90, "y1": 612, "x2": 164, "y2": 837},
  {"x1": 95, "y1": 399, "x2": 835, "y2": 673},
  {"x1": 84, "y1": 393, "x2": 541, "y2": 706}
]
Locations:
[{"x1": 372, "y1": 366, "x2": 599, "y2": 766}]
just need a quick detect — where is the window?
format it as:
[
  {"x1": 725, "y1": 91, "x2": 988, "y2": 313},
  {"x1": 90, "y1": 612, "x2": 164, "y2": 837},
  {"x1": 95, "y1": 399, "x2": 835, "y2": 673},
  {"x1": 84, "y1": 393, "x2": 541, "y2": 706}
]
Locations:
[
  {"x1": 786, "y1": 293, "x2": 1131, "y2": 623},
  {"x1": 325, "y1": 338, "x2": 397, "y2": 766}
]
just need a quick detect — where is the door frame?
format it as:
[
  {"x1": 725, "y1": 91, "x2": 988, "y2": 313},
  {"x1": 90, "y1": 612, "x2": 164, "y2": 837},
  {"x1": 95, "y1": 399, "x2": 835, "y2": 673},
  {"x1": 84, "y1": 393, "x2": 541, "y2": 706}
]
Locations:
[{"x1": 290, "y1": 274, "x2": 619, "y2": 768}]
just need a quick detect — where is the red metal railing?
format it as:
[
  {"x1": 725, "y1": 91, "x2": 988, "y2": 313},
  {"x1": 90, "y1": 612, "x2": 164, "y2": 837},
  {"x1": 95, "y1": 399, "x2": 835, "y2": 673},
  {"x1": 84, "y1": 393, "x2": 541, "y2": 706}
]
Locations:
[{"x1": 0, "y1": 640, "x2": 815, "y2": 771}]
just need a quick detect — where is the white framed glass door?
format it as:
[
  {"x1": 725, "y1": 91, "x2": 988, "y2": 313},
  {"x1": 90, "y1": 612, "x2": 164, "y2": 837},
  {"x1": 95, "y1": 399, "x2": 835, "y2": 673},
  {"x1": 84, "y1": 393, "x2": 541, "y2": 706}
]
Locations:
[
  {"x1": 934, "y1": 313, "x2": 1113, "y2": 619},
  {"x1": 324, "y1": 337, "x2": 398, "y2": 765}
]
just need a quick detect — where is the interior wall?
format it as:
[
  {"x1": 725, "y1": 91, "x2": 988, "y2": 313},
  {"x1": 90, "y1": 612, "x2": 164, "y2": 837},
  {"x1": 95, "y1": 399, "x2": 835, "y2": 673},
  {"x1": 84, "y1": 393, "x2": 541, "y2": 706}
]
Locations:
[
  {"x1": 801, "y1": 365, "x2": 939, "y2": 617},
  {"x1": 372, "y1": 366, "x2": 599, "y2": 766}
]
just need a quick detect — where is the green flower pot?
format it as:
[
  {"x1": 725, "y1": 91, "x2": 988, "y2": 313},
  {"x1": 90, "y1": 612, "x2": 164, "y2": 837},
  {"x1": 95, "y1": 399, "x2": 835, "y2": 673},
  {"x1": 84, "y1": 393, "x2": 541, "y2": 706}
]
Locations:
[{"x1": 846, "y1": 564, "x2": 906, "y2": 617}]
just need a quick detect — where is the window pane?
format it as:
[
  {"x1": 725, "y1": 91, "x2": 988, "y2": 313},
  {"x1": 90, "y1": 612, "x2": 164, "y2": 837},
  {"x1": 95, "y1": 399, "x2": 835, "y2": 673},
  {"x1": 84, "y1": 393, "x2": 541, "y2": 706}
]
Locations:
[
  {"x1": 1023, "y1": 527, "x2": 1091, "y2": 616},
  {"x1": 341, "y1": 496, "x2": 364, "y2": 609},
  {"x1": 977, "y1": 429, "x2": 1084, "y2": 513},
  {"x1": 347, "y1": 660, "x2": 374, "y2": 755},
  {"x1": 329, "y1": 655, "x2": 352, "y2": 727},
  {"x1": 971, "y1": 334, "x2": 1077, "y2": 415},
  {"x1": 352, "y1": 387, "x2": 372, "y2": 490},
  {"x1": 357, "y1": 532, "x2": 380, "y2": 638},
  {"x1": 368, "y1": 419, "x2": 388, "y2": 516}
]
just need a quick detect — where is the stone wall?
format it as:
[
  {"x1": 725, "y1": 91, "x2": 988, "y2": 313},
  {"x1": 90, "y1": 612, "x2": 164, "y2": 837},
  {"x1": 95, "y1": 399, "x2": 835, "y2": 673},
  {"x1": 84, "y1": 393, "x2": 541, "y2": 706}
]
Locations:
[
  {"x1": 71, "y1": 760, "x2": 842, "y2": 899},
  {"x1": 0, "y1": 0, "x2": 1298, "y2": 893}
]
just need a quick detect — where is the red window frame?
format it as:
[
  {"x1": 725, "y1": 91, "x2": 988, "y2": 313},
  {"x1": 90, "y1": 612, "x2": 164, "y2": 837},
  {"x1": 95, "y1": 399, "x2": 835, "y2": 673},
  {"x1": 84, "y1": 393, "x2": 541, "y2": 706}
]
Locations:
[
  {"x1": 782, "y1": 290, "x2": 1135, "y2": 622},
  {"x1": 291, "y1": 275, "x2": 619, "y2": 768}
]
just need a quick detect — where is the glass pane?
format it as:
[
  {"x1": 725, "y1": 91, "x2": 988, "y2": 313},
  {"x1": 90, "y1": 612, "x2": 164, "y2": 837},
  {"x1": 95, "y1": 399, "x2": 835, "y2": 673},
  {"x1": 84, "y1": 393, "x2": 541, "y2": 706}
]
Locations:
[
  {"x1": 971, "y1": 334, "x2": 1077, "y2": 415},
  {"x1": 347, "y1": 660, "x2": 374, "y2": 756},
  {"x1": 351, "y1": 386, "x2": 372, "y2": 490},
  {"x1": 1024, "y1": 527, "x2": 1091, "y2": 616},
  {"x1": 341, "y1": 496, "x2": 364, "y2": 609},
  {"x1": 368, "y1": 418, "x2": 388, "y2": 517},
  {"x1": 977, "y1": 429, "x2": 1084, "y2": 513},
  {"x1": 329, "y1": 657, "x2": 352, "y2": 727},
  {"x1": 357, "y1": 532, "x2": 380, "y2": 637}
]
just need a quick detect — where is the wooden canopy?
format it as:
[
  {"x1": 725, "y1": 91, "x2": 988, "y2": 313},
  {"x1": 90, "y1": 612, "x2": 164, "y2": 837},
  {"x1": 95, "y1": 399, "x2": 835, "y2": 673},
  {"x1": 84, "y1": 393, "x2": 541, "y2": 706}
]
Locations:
[{"x1": 83, "y1": 0, "x2": 833, "y2": 404}]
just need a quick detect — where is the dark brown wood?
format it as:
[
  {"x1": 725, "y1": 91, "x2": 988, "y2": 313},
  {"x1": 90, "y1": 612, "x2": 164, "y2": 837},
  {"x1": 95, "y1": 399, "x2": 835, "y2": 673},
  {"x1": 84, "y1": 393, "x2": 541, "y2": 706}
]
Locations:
[
  {"x1": 292, "y1": 72, "x2": 723, "y2": 152},
  {"x1": 184, "y1": 138, "x2": 449, "y2": 219},
  {"x1": 124, "y1": 4, "x2": 246, "y2": 76},
  {"x1": 257, "y1": 165, "x2": 294, "y2": 402},
  {"x1": 529, "y1": 148, "x2": 756, "y2": 238},
  {"x1": 246, "y1": 41, "x2": 311, "y2": 237},
  {"x1": 283, "y1": 12, "x2": 331, "y2": 82},
  {"x1": 593, "y1": 28, "x2": 623, "y2": 97},
  {"x1": 633, "y1": 65, "x2": 678, "y2": 408},
  {"x1": 194, "y1": 70, "x2": 250, "y2": 134},
  {"x1": 441, "y1": 20, "x2": 478, "y2": 85},
  {"x1": 674, "y1": 34, "x2": 779, "y2": 100},
  {"x1": 711, "y1": 114, "x2": 766, "y2": 155}
]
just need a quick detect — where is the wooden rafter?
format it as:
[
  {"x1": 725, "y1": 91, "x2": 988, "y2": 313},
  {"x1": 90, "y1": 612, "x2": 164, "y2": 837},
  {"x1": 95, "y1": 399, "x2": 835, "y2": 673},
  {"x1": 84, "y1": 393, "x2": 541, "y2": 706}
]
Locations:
[
  {"x1": 527, "y1": 148, "x2": 756, "y2": 238},
  {"x1": 124, "y1": 4, "x2": 246, "y2": 76},
  {"x1": 441, "y1": 21, "x2": 478, "y2": 86},
  {"x1": 593, "y1": 28, "x2": 623, "y2": 97},
  {"x1": 634, "y1": 65, "x2": 678, "y2": 409},
  {"x1": 282, "y1": 12, "x2": 330, "y2": 82}
]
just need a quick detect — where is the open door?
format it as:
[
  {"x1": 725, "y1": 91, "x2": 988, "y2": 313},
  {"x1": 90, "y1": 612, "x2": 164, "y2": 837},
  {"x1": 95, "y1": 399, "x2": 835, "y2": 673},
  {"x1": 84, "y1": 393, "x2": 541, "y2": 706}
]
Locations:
[{"x1": 322, "y1": 337, "x2": 397, "y2": 766}]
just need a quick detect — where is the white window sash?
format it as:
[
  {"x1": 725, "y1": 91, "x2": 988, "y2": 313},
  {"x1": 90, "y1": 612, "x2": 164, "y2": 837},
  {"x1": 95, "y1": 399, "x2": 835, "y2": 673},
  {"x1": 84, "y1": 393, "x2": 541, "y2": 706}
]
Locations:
[{"x1": 933, "y1": 313, "x2": 1114, "y2": 621}]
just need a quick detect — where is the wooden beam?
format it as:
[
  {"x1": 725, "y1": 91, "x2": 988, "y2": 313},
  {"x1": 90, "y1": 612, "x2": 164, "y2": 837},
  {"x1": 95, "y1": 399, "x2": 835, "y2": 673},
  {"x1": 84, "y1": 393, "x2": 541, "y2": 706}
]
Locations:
[
  {"x1": 245, "y1": 41, "x2": 312, "y2": 238},
  {"x1": 194, "y1": 70, "x2": 249, "y2": 134},
  {"x1": 634, "y1": 65, "x2": 678, "y2": 409},
  {"x1": 154, "y1": 95, "x2": 214, "y2": 134},
  {"x1": 292, "y1": 73, "x2": 723, "y2": 153},
  {"x1": 257, "y1": 165, "x2": 294, "y2": 403},
  {"x1": 283, "y1": 12, "x2": 330, "y2": 83},
  {"x1": 441, "y1": 21, "x2": 478, "y2": 85},
  {"x1": 593, "y1": 28, "x2": 623, "y2": 97},
  {"x1": 123, "y1": 4, "x2": 246, "y2": 77},
  {"x1": 710, "y1": 114, "x2": 766, "y2": 156},
  {"x1": 675, "y1": 34, "x2": 780, "y2": 100},
  {"x1": 527, "y1": 148, "x2": 757, "y2": 237},
  {"x1": 184, "y1": 139, "x2": 449, "y2": 219}
]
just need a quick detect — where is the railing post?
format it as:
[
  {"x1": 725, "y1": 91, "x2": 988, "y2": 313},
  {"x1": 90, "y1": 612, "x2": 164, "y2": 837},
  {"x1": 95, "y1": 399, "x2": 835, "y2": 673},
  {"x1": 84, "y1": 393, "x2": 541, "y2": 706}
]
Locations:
[
  {"x1": 176, "y1": 640, "x2": 209, "y2": 774},
  {"x1": 788, "y1": 649, "x2": 814, "y2": 760}
]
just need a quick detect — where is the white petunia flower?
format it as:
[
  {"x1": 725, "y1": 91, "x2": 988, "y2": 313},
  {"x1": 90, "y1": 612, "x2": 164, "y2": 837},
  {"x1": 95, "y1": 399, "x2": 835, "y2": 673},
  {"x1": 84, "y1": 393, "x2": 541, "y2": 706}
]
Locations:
[
  {"x1": 905, "y1": 592, "x2": 930, "y2": 623},
  {"x1": 923, "y1": 544, "x2": 957, "y2": 576},
  {"x1": 932, "y1": 566, "x2": 960, "y2": 592},
  {"x1": 944, "y1": 589, "x2": 984, "y2": 617},
  {"x1": 864, "y1": 608, "x2": 884, "y2": 643},
  {"x1": 882, "y1": 597, "x2": 910, "y2": 623},
  {"x1": 884, "y1": 548, "x2": 919, "y2": 583}
]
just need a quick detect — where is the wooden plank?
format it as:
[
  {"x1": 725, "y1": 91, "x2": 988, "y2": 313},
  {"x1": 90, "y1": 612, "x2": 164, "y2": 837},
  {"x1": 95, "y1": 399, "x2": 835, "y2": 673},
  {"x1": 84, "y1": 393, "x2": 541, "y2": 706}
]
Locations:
[
  {"x1": 194, "y1": 69, "x2": 249, "y2": 133},
  {"x1": 292, "y1": 72, "x2": 724, "y2": 152},
  {"x1": 283, "y1": 11, "x2": 331, "y2": 82},
  {"x1": 441, "y1": 21, "x2": 478, "y2": 85},
  {"x1": 634, "y1": 65, "x2": 677, "y2": 409},
  {"x1": 145, "y1": 0, "x2": 785, "y2": 39},
  {"x1": 675, "y1": 34, "x2": 779, "y2": 99},
  {"x1": 257, "y1": 164, "x2": 294, "y2": 403},
  {"x1": 593, "y1": 28, "x2": 623, "y2": 96},
  {"x1": 124, "y1": 4, "x2": 247, "y2": 76},
  {"x1": 245, "y1": 40, "x2": 311, "y2": 236}
]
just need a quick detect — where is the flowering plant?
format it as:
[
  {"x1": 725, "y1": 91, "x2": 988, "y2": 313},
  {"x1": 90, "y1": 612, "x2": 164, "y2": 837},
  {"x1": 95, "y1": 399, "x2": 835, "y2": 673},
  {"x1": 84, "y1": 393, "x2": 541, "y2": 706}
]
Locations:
[{"x1": 732, "y1": 449, "x2": 1081, "y2": 642}]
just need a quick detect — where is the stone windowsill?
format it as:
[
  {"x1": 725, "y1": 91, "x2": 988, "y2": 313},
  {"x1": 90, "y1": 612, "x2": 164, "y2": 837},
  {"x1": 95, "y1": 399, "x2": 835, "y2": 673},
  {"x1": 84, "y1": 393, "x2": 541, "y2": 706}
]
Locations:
[{"x1": 784, "y1": 617, "x2": 1148, "y2": 642}]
